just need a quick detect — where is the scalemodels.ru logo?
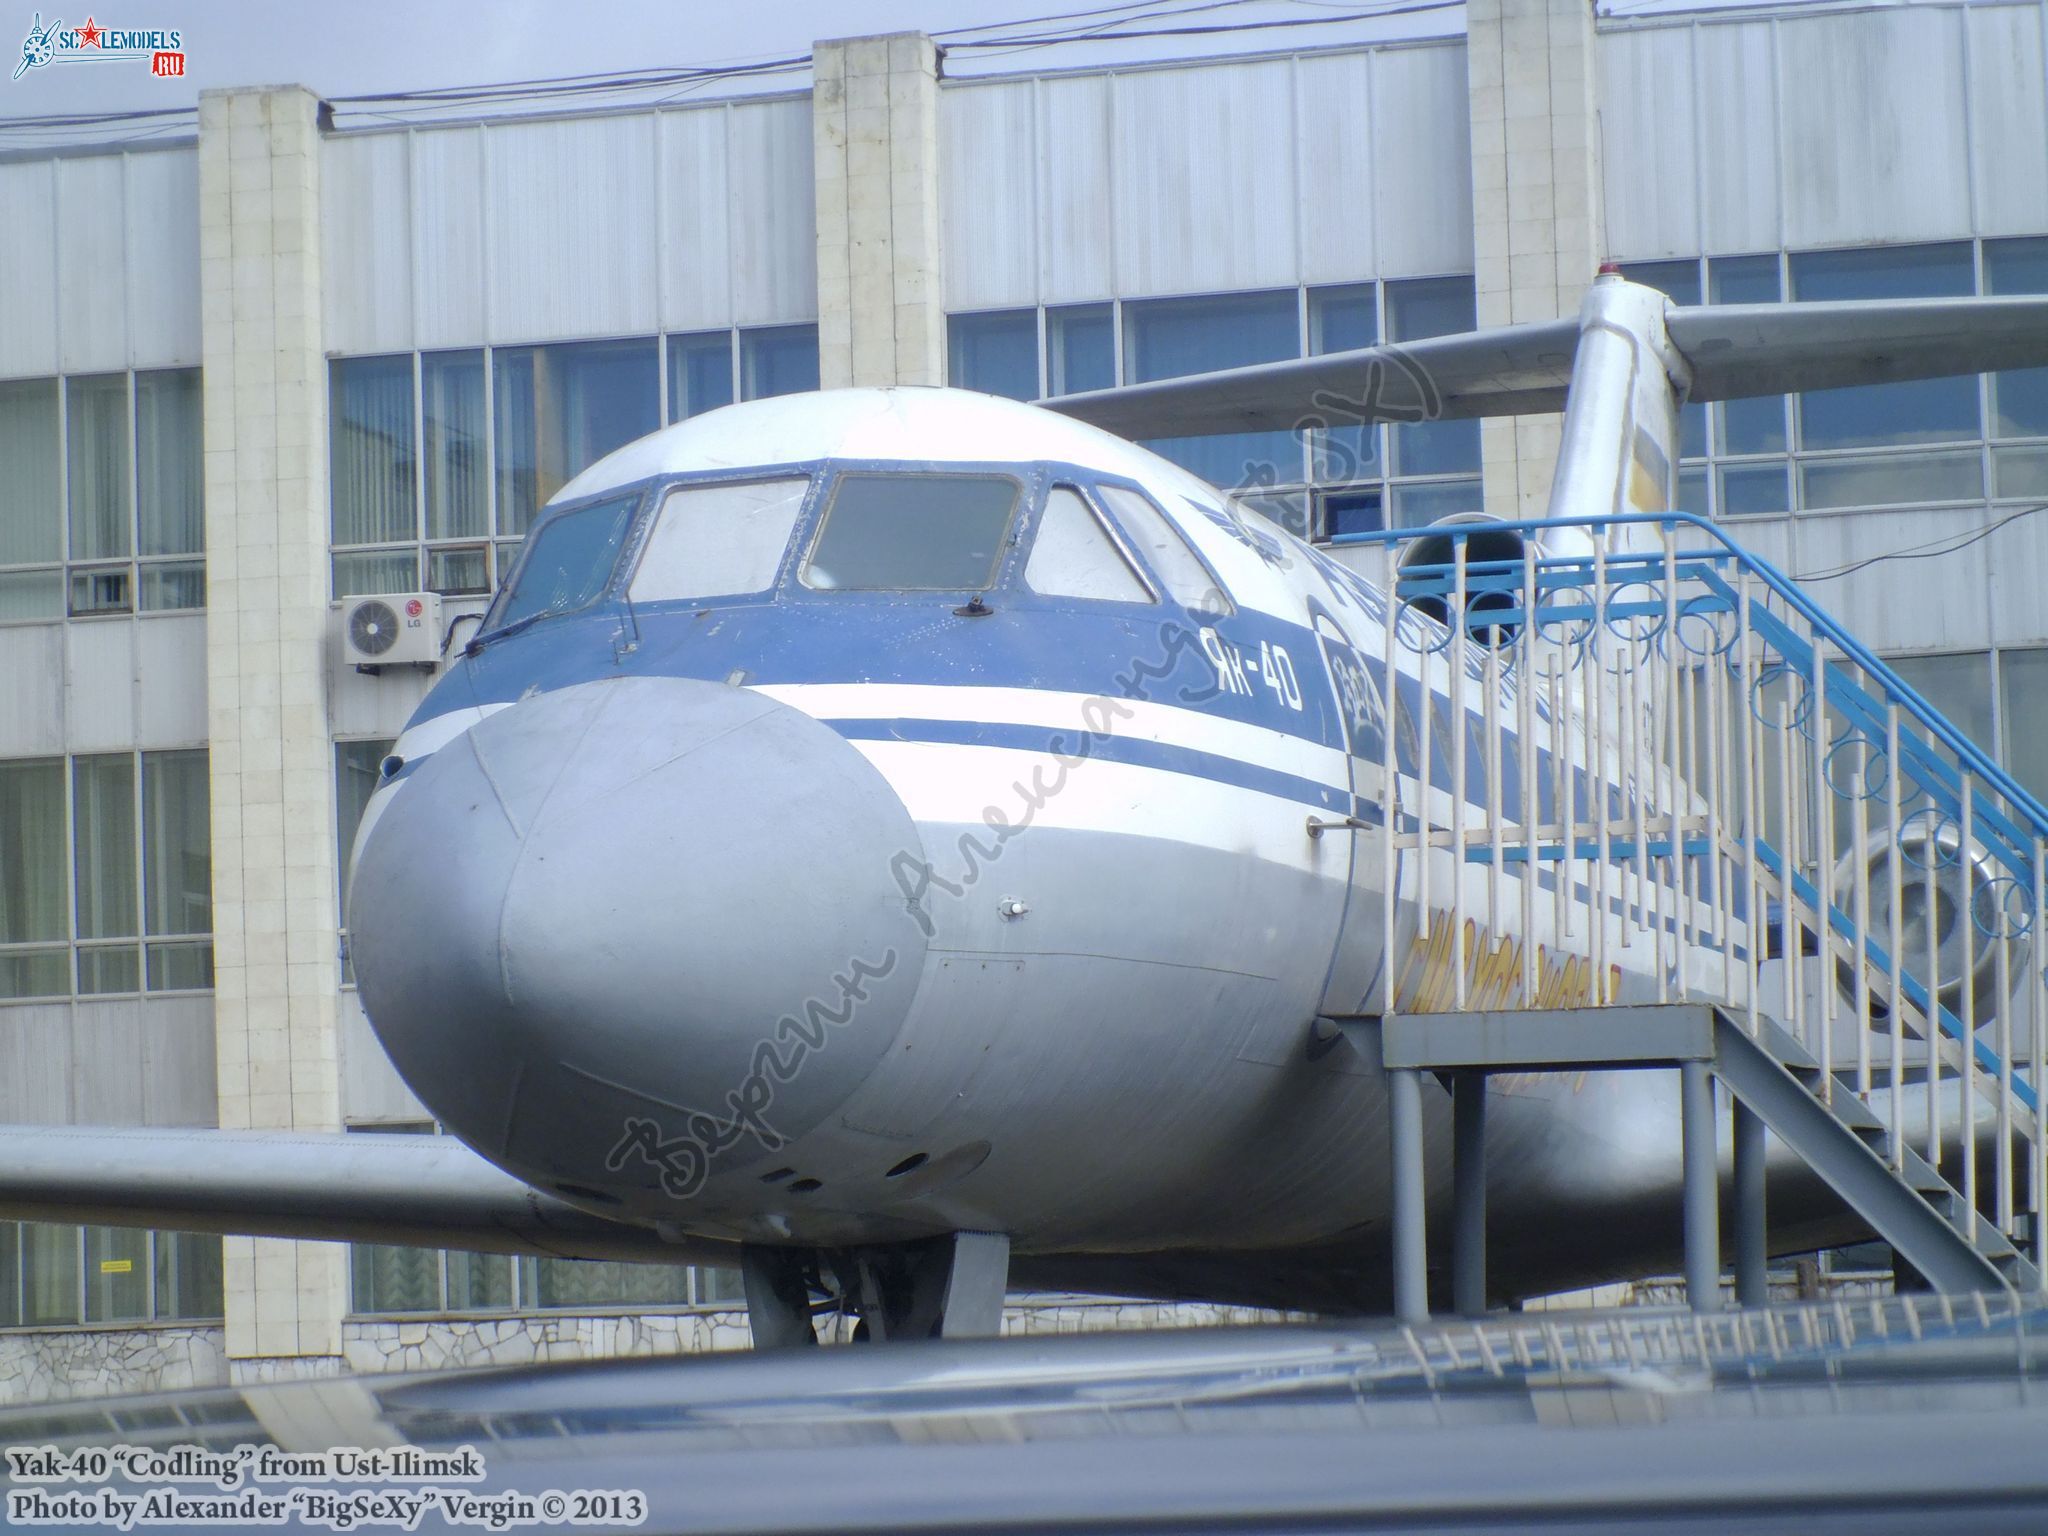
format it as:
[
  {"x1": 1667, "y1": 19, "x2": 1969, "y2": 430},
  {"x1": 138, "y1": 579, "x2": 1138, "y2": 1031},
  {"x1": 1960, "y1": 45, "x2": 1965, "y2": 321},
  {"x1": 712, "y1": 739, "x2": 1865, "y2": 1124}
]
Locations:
[{"x1": 13, "y1": 12, "x2": 185, "y2": 81}]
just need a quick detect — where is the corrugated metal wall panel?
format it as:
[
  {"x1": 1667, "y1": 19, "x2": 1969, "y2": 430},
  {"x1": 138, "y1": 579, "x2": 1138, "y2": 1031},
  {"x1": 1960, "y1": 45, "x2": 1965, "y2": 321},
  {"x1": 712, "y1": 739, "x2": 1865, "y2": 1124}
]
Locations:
[
  {"x1": 0, "y1": 625, "x2": 64, "y2": 757},
  {"x1": 1967, "y1": 4, "x2": 2048, "y2": 238},
  {"x1": 1779, "y1": 9, "x2": 1970, "y2": 249},
  {"x1": 1983, "y1": 500, "x2": 2048, "y2": 646},
  {"x1": 1371, "y1": 43, "x2": 1473, "y2": 278},
  {"x1": 58, "y1": 999, "x2": 216, "y2": 1126},
  {"x1": 1692, "y1": 20, "x2": 1781, "y2": 256},
  {"x1": 136, "y1": 614, "x2": 208, "y2": 747},
  {"x1": 1039, "y1": 73, "x2": 1115, "y2": 302},
  {"x1": 1295, "y1": 51, "x2": 1378, "y2": 285},
  {"x1": 65, "y1": 620, "x2": 136, "y2": 752},
  {"x1": 1722, "y1": 515, "x2": 1792, "y2": 575},
  {"x1": 1793, "y1": 509, "x2": 1992, "y2": 654},
  {"x1": 320, "y1": 131, "x2": 413, "y2": 357},
  {"x1": 0, "y1": 159, "x2": 59, "y2": 379},
  {"x1": 141, "y1": 996, "x2": 219, "y2": 1126},
  {"x1": 486, "y1": 115, "x2": 659, "y2": 343},
  {"x1": 727, "y1": 98, "x2": 817, "y2": 326},
  {"x1": 70, "y1": 1001, "x2": 149, "y2": 1122},
  {"x1": 0, "y1": 1006, "x2": 70, "y2": 1124},
  {"x1": 339, "y1": 992, "x2": 430, "y2": 1123},
  {"x1": 411, "y1": 127, "x2": 488, "y2": 351},
  {"x1": 125, "y1": 148, "x2": 201, "y2": 369},
  {"x1": 1112, "y1": 59, "x2": 1299, "y2": 296},
  {"x1": 327, "y1": 638, "x2": 436, "y2": 739},
  {"x1": 56, "y1": 156, "x2": 128, "y2": 375},
  {"x1": 658, "y1": 107, "x2": 734, "y2": 332},
  {"x1": 1598, "y1": 28, "x2": 1698, "y2": 261},
  {"x1": 941, "y1": 81, "x2": 1038, "y2": 312}
]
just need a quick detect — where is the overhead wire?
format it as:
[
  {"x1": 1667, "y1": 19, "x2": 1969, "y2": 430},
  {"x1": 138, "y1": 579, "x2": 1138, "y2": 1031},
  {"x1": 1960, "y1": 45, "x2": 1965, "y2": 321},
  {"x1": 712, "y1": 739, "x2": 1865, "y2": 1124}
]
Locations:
[{"x1": 1794, "y1": 500, "x2": 2048, "y2": 582}]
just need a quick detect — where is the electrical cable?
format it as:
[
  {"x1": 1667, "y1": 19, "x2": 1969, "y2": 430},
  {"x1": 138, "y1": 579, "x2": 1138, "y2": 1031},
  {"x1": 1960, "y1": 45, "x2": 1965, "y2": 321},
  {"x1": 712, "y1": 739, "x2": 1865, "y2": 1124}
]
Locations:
[{"x1": 1794, "y1": 500, "x2": 2048, "y2": 582}]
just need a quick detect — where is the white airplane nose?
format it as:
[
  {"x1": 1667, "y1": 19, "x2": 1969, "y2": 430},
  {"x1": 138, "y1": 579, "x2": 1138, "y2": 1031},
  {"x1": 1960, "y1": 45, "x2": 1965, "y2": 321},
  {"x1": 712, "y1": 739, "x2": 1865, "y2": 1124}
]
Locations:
[{"x1": 347, "y1": 675, "x2": 930, "y2": 1214}]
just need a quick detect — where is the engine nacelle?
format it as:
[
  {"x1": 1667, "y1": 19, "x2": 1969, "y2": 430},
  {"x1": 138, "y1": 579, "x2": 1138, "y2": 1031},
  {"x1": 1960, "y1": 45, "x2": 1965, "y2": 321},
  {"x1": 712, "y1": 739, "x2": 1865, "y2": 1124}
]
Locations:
[
  {"x1": 1394, "y1": 513, "x2": 1596, "y2": 647},
  {"x1": 1832, "y1": 818, "x2": 2018, "y2": 1028}
]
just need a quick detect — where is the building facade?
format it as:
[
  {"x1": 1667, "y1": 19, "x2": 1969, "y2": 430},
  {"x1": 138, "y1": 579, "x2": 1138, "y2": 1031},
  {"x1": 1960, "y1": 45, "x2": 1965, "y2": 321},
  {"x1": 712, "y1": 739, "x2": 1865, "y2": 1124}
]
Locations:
[{"x1": 2, "y1": 0, "x2": 2047, "y2": 1402}]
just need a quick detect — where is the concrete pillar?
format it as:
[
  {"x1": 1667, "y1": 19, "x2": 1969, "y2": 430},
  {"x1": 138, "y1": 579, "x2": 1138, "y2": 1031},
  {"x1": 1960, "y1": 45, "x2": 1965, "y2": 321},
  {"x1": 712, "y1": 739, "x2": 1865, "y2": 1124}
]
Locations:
[
  {"x1": 1467, "y1": 0, "x2": 1604, "y2": 518},
  {"x1": 812, "y1": 33, "x2": 945, "y2": 390},
  {"x1": 198, "y1": 84, "x2": 347, "y2": 1371}
]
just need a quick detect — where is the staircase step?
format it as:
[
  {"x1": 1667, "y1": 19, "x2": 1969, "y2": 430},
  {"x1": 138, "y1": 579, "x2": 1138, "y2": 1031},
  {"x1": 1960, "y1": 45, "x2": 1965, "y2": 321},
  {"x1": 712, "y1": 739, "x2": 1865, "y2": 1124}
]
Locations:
[{"x1": 1968, "y1": 1222, "x2": 2021, "y2": 1262}]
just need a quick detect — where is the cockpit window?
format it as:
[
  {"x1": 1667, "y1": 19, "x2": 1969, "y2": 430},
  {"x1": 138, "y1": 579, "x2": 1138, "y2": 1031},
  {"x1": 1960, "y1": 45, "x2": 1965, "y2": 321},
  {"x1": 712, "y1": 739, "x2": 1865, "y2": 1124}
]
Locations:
[
  {"x1": 1096, "y1": 484, "x2": 1234, "y2": 615},
  {"x1": 802, "y1": 474, "x2": 1020, "y2": 591},
  {"x1": 1024, "y1": 485, "x2": 1154, "y2": 603},
  {"x1": 488, "y1": 492, "x2": 638, "y2": 631},
  {"x1": 629, "y1": 477, "x2": 810, "y2": 603}
]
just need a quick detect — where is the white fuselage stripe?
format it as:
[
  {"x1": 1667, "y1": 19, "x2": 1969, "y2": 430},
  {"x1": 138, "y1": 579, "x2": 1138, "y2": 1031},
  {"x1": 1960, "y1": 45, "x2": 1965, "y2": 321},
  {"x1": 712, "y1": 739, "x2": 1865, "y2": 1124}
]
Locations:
[{"x1": 754, "y1": 682, "x2": 1348, "y2": 786}]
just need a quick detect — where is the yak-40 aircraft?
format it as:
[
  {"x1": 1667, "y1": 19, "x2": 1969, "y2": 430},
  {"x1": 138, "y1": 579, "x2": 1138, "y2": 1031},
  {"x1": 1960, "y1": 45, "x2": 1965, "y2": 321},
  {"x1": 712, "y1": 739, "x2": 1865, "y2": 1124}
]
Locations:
[{"x1": 7, "y1": 273, "x2": 2048, "y2": 1345}]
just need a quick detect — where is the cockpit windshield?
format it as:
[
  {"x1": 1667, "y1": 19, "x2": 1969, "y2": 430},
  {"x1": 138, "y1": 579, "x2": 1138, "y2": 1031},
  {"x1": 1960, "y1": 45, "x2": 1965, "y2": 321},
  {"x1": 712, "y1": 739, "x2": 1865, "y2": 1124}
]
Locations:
[
  {"x1": 802, "y1": 474, "x2": 1020, "y2": 591},
  {"x1": 488, "y1": 492, "x2": 638, "y2": 632}
]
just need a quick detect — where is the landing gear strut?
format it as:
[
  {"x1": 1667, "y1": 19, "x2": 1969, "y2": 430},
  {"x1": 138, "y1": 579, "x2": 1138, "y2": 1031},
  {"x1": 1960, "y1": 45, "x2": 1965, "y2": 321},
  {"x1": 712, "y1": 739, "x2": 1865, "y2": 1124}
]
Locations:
[{"x1": 740, "y1": 1231, "x2": 1011, "y2": 1348}]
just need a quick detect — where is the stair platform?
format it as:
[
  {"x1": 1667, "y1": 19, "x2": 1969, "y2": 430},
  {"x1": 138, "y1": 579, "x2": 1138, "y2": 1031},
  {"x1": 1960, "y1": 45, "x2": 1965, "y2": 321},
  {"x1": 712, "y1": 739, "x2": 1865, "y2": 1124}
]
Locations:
[{"x1": 1361, "y1": 1003, "x2": 2039, "y2": 1325}]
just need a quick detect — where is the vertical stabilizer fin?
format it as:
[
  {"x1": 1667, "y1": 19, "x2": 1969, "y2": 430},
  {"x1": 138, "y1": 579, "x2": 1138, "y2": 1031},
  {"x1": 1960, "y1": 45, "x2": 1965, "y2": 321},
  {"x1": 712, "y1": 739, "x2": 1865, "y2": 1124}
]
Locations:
[{"x1": 1545, "y1": 274, "x2": 1692, "y2": 528}]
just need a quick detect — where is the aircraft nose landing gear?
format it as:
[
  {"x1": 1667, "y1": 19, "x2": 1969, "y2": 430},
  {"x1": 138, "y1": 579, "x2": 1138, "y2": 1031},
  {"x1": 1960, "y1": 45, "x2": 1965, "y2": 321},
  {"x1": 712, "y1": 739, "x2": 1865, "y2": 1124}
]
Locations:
[{"x1": 740, "y1": 1232, "x2": 1011, "y2": 1348}]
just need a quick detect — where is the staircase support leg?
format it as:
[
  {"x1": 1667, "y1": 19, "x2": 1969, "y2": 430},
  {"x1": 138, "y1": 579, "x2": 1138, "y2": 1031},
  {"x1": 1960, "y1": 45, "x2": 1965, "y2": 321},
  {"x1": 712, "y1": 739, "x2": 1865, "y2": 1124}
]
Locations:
[
  {"x1": 1452, "y1": 1070, "x2": 1487, "y2": 1316},
  {"x1": 1389, "y1": 1065, "x2": 1429, "y2": 1325},
  {"x1": 1681, "y1": 1061, "x2": 1721, "y2": 1313},
  {"x1": 1733, "y1": 1100, "x2": 1768, "y2": 1308}
]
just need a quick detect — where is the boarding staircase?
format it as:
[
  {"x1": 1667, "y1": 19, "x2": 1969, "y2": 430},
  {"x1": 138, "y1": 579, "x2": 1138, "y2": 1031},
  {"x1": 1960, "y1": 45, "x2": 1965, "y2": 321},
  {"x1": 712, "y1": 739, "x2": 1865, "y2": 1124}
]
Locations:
[{"x1": 1333, "y1": 512, "x2": 2047, "y2": 1316}]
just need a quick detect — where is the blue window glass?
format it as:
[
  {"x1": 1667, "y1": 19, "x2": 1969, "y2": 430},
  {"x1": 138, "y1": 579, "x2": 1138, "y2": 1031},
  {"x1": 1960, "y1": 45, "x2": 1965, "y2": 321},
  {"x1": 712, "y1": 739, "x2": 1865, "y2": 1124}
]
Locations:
[
  {"x1": 330, "y1": 355, "x2": 416, "y2": 548},
  {"x1": 669, "y1": 332, "x2": 734, "y2": 422},
  {"x1": 1718, "y1": 462, "x2": 1789, "y2": 517},
  {"x1": 1321, "y1": 486, "x2": 1383, "y2": 540},
  {"x1": 740, "y1": 324, "x2": 819, "y2": 401},
  {"x1": 1125, "y1": 290, "x2": 1301, "y2": 491},
  {"x1": 492, "y1": 340, "x2": 658, "y2": 538},
  {"x1": 489, "y1": 493, "x2": 638, "y2": 631},
  {"x1": 1390, "y1": 478, "x2": 1482, "y2": 528},
  {"x1": 421, "y1": 350, "x2": 486, "y2": 542},
  {"x1": 1386, "y1": 277, "x2": 1484, "y2": 476},
  {"x1": 1308, "y1": 284, "x2": 1381, "y2": 484},
  {"x1": 948, "y1": 310, "x2": 1038, "y2": 401},
  {"x1": 1985, "y1": 237, "x2": 2048, "y2": 440},
  {"x1": 1708, "y1": 255, "x2": 1787, "y2": 456},
  {"x1": 1791, "y1": 244, "x2": 1977, "y2": 450},
  {"x1": 1048, "y1": 304, "x2": 1114, "y2": 396}
]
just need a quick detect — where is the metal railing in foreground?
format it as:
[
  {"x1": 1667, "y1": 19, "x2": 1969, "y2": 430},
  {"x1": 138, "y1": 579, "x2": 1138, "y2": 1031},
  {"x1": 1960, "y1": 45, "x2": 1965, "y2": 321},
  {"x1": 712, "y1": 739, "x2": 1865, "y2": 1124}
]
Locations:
[{"x1": 1329, "y1": 511, "x2": 2046, "y2": 1290}]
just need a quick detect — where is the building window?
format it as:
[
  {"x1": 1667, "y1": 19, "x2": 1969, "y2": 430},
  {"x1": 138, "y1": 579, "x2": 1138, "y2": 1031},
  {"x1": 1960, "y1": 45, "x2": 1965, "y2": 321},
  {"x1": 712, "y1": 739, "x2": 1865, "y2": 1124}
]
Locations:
[
  {"x1": 739, "y1": 323, "x2": 821, "y2": 401},
  {"x1": 668, "y1": 331, "x2": 735, "y2": 421},
  {"x1": 946, "y1": 280, "x2": 1484, "y2": 543},
  {"x1": 1125, "y1": 288, "x2": 1300, "y2": 494},
  {"x1": 947, "y1": 310, "x2": 1038, "y2": 402},
  {"x1": 1619, "y1": 238, "x2": 2048, "y2": 521},
  {"x1": 329, "y1": 326, "x2": 818, "y2": 600},
  {"x1": 346, "y1": 1126, "x2": 740, "y2": 1316},
  {"x1": 0, "y1": 368, "x2": 203, "y2": 622},
  {"x1": 0, "y1": 1222, "x2": 223, "y2": 1329},
  {"x1": 492, "y1": 339, "x2": 659, "y2": 538},
  {"x1": 0, "y1": 750, "x2": 212, "y2": 1002}
]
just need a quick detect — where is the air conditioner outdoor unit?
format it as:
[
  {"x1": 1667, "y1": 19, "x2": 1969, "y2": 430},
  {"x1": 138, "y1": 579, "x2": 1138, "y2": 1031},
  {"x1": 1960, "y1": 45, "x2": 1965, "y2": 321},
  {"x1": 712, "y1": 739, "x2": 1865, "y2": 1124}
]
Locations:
[{"x1": 341, "y1": 591, "x2": 444, "y2": 669}]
